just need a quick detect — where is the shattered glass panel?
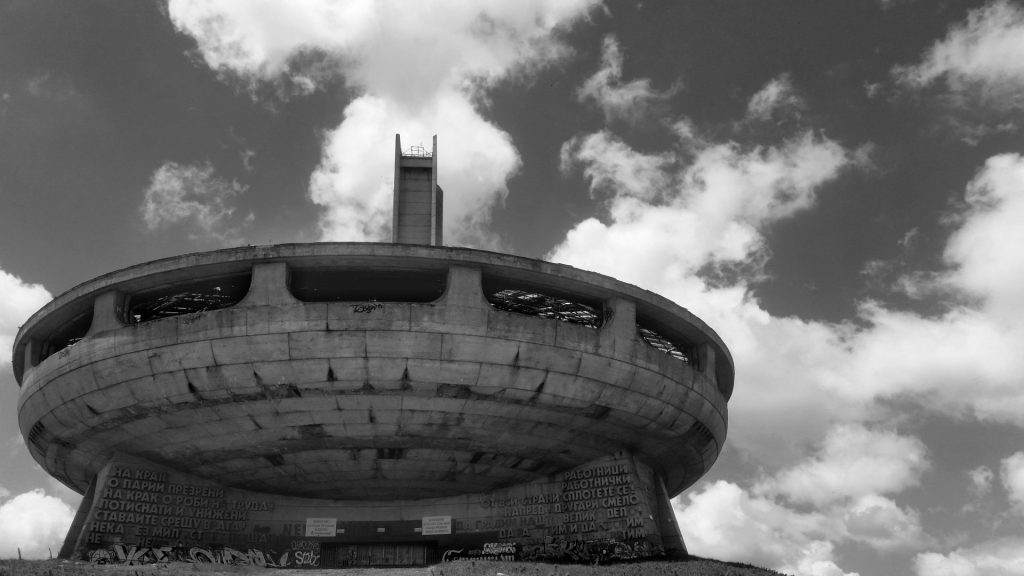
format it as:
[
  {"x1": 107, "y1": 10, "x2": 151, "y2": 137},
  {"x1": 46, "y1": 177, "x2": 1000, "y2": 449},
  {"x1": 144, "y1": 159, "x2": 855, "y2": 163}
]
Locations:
[{"x1": 486, "y1": 289, "x2": 602, "y2": 328}]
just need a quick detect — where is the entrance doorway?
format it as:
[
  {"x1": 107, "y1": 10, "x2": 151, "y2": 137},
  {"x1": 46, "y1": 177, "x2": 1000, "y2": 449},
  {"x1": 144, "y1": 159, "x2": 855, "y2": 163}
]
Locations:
[{"x1": 320, "y1": 542, "x2": 440, "y2": 567}]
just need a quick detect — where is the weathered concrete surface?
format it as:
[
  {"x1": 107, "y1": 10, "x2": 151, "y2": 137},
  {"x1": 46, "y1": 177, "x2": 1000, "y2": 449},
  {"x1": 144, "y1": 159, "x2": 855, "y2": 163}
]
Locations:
[
  {"x1": 68, "y1": 451, "x2": 681, "y2": 563},
  {"x1": 14, "y1": 244, "x2": 731, "y2": 503}
]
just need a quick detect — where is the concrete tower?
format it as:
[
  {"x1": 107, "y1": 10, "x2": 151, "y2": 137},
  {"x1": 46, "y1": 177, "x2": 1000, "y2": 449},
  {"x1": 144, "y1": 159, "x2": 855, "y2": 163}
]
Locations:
[
  {"x1": 392, "y1": 134, "x2": 443, "y2": 246},
  {"x1": 13, "y1": 138, "x2": 733, "y2": 568}
]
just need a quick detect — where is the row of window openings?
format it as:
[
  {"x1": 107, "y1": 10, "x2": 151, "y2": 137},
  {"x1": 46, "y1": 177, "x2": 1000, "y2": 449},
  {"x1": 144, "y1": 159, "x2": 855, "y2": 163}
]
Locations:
[{"x1": 33, "y1": 273, "x2": 696, "y2": 367}]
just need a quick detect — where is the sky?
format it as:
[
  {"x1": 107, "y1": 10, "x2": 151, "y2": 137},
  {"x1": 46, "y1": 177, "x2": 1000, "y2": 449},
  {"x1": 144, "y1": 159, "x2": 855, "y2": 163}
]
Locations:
[{"x1": 2, "y1": 0, "x2": 1024, "y2": 573}]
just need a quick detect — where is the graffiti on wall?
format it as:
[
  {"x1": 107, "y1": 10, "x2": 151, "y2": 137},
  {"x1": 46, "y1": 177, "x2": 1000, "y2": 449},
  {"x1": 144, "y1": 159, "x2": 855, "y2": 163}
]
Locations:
[
  {"x1": 442, "y1": 538, "x2": 661, "y2": 564},
  {"x1": 441, "y1": 542, "x2": 518, "y2": 562},
  {"x1": 87, "y1": 544, "x2": 315, "y2": 568},
  {"x1": 523, "y1": 537, "x2": 662, "y2": 563},
  {"x1": 290, "y1": 540, "x2": 321, "y2": 567}
]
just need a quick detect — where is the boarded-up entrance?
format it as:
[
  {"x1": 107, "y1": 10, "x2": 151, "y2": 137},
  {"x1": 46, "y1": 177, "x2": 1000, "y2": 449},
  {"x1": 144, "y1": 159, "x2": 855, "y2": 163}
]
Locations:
[{"x1": 321, "y1": 542, "x2": 440, "y2": 567}]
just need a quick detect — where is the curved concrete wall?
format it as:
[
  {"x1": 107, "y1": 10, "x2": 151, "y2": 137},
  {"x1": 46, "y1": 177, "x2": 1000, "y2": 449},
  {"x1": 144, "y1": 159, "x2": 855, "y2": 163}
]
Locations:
[{"x1": 14, "y1": 244, "x2": 731, "y2": 502}]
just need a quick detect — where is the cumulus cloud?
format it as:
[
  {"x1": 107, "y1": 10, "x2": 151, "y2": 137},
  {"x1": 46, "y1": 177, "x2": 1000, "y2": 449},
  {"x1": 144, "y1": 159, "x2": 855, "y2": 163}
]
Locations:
[
  {"x1": 676, "y1": 426, "x2": 928, "y2": 572},
  {"x1": 676, "y1": 480, "x2": 850, "y2": 575},
  {"x1": 893, "y1": 0, "x2": 1024, "y2": 140},
  {"x1": 0, "y1": 269, "x2": 51, "y2": 365},
  {"x1": 559, "y1": 130, "x2": 673, "y2": 201},
  {"x1": 168, "y1": 0, "x2": 600, "y2": 246},
  {"x1": 577, "y1": 35, "x2": 677, "y2": 124},
  {"x1": 309, "y1": 93, "x2": 520, "y2": 246},
  {"x1": 554, "y1": 123, "x2": 863, "y2": 459},
  {"x1": 554, "y1": 40, "x2": 1024, "y2": 570},
  {"x1": 141, "y1": 161, "x2": 252, "y2": 244},
  {"x1": 757, "y1": 425, "x2": 929, "y2": 507},
  {"x1": 999, "y1": 452, "x2": 1024, "y2": 514},
  {"x1": 841, "y1": 494, "x2": 927, "y2": 552},
  {"x1": 894, "y1": 0, "x2": 1024, "y2": 98},
  {"x1": 915, "y1": 538, "x2": 1024, "y2": 576},
  {"x1": 558, "y1": 129, "x2": 853, "y2": 283},
  {"x1": 675, "y1": 478, "x2": 926, "y2": 575},
  {"x1": 969, "y1": 465, "x2": 994, "y2": 496},
  {"x1": 554, "y1": 107, "x2": 1024, "y2": 464},
  {"x1": 0, "y1": 489, "x2": 75, "y2": 559},
  {"x1": 942, "y1": 154, "x2": 1024, "y2": 314}
]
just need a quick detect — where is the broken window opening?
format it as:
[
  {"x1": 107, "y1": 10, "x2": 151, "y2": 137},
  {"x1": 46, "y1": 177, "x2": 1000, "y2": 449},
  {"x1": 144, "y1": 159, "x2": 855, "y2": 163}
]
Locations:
[
  {"x1": 486, "y1": 289, "x2": 602, "y2": 329},
  {"x1": 126, "y1": 274, "x2": 250, "y2": 323},
  {"x1": 637, "y1": 324, "x2": 696, "y2": 367}
]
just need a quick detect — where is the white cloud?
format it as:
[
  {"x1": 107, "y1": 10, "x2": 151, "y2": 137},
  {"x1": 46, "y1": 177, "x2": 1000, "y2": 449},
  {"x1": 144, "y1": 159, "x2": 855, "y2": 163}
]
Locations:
[
  {"x1": 757, "y1": 425, "x2": 929, "y2": 507},
  {"x1": 916, "y1": 538, "x2": 1024, "y2": 576},
  {"x1": 309, "y1": 92, "x2": 520, "y2": 246},
  {"x1": 560, "y1": 130, "x2": 673, "y2": 202},
  {"x1": 894, "y1": 0, "x2": 1024, "y2": 142},
  {"x1": 557, "y1": 129, "x2": 853, "y2": 281},
  {"x1": 676, "y1": 424, "x2": 927, "y2": 571},
  {"x1": 943, "y1": 154, "x2": 1024, "y2": 314},
  {"x1": 0, "y1": 489, "x2": 75, "y2": 560},
  {"x1": 141, "y1": 161, "x2": 252, "y2": 244},
  {"x1": 577, "y1": 35, "x2": 677, "y2": 124},
  {"x1": 553, "y1": 121, "x2": 1024, "y2": 462},
  {"x1": 168, "y1": 0, "x2": 600, "y2": 246},
  {"x1": 894, "y1": 0, "x2": 1024, "y2": 99},
  {"x1": 842, "y1": 494, "x2": 927, "y2": 552},
  {"x1": 746, "y1": 73, "x2": 805, "y2": 122},
  {"x1": 676, "y1": 480, "x2": 853, "y2": 575},
  {"x1": 999, "y1": 452, "x2": 1024, "y2": 514},
  {"x1": 553, "y1": 126, "x2": 863, "y2": 459},
  {"x1": 969, "y1": 465, "x2": 994, "y2": 496},
  {"x1": 0, "y1": 269, "x2": 51, "y2": 365}
]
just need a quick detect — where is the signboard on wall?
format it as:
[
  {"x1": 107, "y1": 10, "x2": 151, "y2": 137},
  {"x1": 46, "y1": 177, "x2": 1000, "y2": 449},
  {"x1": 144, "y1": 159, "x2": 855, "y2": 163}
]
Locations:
[
  {"x1": 421, "y1": 515, "x2": 452, "y2": 535},
  {"x1": 305, "y1": 517, "x2": 337, "y2": 537}
]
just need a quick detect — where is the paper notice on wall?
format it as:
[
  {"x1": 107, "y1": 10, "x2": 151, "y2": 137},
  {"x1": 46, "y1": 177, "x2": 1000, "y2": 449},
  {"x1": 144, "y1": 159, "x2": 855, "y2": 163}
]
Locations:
[
  {"x1": 305, "y1": 517, "x2": 337, "y2": 537},
  {"x1": 421, "y1": 515, "x2": 452, "y2": 535}
]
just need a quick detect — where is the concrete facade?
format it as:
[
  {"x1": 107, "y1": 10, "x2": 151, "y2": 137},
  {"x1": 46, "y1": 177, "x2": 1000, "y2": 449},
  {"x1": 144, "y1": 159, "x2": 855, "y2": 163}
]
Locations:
[{"x1": 13, "y1": 243, "x2": 733, "y2": 567}]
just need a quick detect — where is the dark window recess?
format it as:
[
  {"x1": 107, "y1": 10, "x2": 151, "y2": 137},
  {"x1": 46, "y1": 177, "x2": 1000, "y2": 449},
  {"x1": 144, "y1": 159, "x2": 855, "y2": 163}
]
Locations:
[
  {"x1": 126, "y1": 275, "x2": 250, "y2": 323},
  {"x1": 27, "y1": 421, "x2": 49, "y2": 453},
  {"x1": 683, "y1": 420, "x2": 716, "y2": 451},
  {"x1": 377, "y1": 448, "x2": 405, "y2": 460},
  {"x1": 289, "y1": 269, "x2": 446, "y2": 302},
  {"x1": 39, "y1": 310, "x2": 92, "y2": 362},
  {"x1": 638, "y1": 325, "x2": 696, "y2": 367},
  {"x1": 485, "y1": 289, "x2": 602, "y2": 328}
]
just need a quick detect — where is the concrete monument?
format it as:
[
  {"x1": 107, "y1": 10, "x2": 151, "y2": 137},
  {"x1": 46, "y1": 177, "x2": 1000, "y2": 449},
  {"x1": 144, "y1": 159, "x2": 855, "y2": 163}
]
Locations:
[{"x1": 12, "y1": 136, "x2": 733, "y2": 567}]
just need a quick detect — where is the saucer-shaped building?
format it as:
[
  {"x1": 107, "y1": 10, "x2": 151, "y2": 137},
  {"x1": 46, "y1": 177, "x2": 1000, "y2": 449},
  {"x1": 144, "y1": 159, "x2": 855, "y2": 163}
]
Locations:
[{"x1": 13, "y1": 137, "x2": 733, "y2": 567}]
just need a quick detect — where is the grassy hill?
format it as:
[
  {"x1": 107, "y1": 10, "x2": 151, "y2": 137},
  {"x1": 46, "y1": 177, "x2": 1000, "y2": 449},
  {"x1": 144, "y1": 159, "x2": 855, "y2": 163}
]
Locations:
[{"x1": 1, "y1": 557, "x2": 788, "y2": 576}]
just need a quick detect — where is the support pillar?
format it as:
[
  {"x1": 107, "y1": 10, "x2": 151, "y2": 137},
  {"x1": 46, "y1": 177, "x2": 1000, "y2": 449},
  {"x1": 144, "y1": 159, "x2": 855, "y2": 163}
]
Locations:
[
  {"x1": 240, "y1": 262, "x2": 299, "y2": 307},
  {"x1": 85, "y1": 291, "x2": 126, "y2": 336}
]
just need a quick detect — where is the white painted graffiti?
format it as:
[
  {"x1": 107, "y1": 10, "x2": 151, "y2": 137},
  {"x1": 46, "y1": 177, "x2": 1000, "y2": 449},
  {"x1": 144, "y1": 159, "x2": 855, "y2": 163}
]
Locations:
[
  {"x1": 290, "y1": 540, "x2": 319, "y2": 551},
  {"x1": 88, "y1": 545, "x2": 292, "y2": 568},
  {"x1": 482, "y1": 542, "x2": 517, "y2": 555},
  {"x1": 441, "y1": 549, "x2": 464, "y2": 562},
  {"x1": 293, "y1": 550, "x2": 320, "y2": 567}
]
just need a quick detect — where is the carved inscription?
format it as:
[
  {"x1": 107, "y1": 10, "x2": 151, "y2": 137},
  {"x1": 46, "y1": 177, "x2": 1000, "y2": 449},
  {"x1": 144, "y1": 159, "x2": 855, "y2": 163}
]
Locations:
[
  {"x1": 472, "y1": 462, "x2": 650, "y2": 543},
  {"x1": 85, "y1": 465, "x2": 276, "y2": 550}
]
